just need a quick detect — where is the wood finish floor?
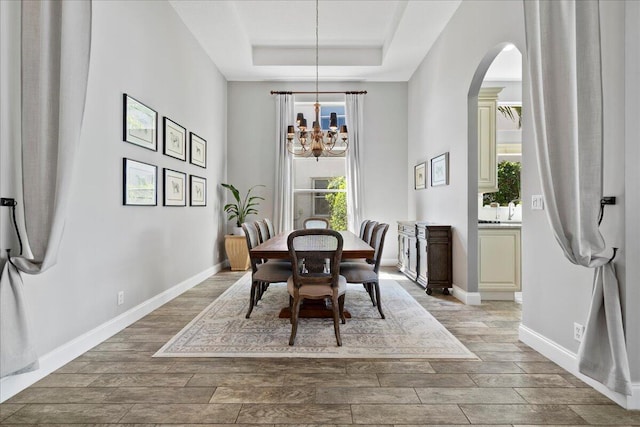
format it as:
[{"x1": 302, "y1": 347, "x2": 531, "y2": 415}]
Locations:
[{"x1": 1, "y1": 267, "x2": 638, "y2": 426}]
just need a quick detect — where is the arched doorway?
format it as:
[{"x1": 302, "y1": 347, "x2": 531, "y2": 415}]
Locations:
[{"x1": 467, "y1": 43, "x2": 523, "y2": 303}]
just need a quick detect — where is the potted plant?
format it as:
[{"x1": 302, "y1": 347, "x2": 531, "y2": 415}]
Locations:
[{"x1": 221, "y1": 183, "x2": 264, "y2": 235}]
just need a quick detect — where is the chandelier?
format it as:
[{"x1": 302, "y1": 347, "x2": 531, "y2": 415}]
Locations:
[{"x1": 286, "y1": 0, "x2": 348, "y2": 161}]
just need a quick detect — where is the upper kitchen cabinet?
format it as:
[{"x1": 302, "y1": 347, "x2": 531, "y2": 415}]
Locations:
[{"x1": 478, "y1": 87, "x2": 502, "y2": 193}]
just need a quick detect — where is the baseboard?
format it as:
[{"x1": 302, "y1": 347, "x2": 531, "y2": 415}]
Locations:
[
  {"x1": 480, "y1": 291, "x2": 516, "y2": 301},
  {"x1": 452, "y1": 284, "x2": 481, "y2": 305},
  {"x1": 380, "y1": 258, "x2": 397, "y2": 267},
  {"x1": 0, "y1": 262, "x2": 225, "y2": 403},
  {"x1": 519, "y1": 324, "x2": 639, "y2": 409}
]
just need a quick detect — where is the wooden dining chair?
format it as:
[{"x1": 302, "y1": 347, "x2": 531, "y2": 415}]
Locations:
[
  {"x1": 362, "y1": 220, "x2": 378, "y2": 245},
  {"x1": 287, "y1": 229, "x2": 346, "y2": 346},
  {"x1": 340, "y1": 223, "x2": 389, "y2": 319},
  {"x1": 263, "y1": 218, "x2": 276, "y2": 238},
  {"x1": 255, "y1": 219, "x2": 271, "y2": 243},
  {"x1": 303, "y1": 217, "x2": 330, "y2": 229},
  {"x1": 242, "y1": 222, "x2": 292, "y2": 318},
  {"x1": 358, "y1": 219, "x2": 371, "y2": 240}
]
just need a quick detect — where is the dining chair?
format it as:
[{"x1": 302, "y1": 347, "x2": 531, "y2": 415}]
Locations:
[
  {"x1": 303, "y1": 217, "x2": 330, "y2": 229},
  {"x1": 242, "y1": 222, "x2": 292, "y2": 318},
  {"x1": 255, "y1": 219, "x2": 271, "y2": 243},
  {"x1": 340, "y1": 223, "x2": 389, "y2": 319},
  {"x1": 362, "y1": 220, "x2": 378, "y2": 245},
  {"x1": 263, "y1": 218, "x2": 276, "y2": 238},
  {"x1": 287, "y1": 229, "x2": 346, "y2": 346},
  {"x1": 358, "y1": 219, "x2": 371, "y2": 240}
]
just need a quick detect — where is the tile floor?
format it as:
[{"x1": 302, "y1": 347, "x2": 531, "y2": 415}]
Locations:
[{"x1": 1, "y1": 267, "x2": 638, "y2": 425}]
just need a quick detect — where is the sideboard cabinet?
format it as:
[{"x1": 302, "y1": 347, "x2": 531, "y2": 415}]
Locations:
[{"x1": 398, "y1": 221, "x2": 453, "y2": 295}]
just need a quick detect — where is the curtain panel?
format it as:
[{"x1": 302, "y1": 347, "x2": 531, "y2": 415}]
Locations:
[
  {"x1": 273, "y1": 94, "x2": 294, "y2": 233},
  {"x1": 523, "y1": 0, "x2": 631, "y2": 395},
  {"x1": 345, "y1": 94, "x2": 364, "y2": 234},
  {"x1": 0, "y1": 0, "x2": 91, "y2": 377}
]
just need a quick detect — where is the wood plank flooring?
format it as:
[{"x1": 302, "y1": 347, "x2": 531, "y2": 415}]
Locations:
[{"x1": 2, "y1": 267, "x2": 638, "y2": 425}]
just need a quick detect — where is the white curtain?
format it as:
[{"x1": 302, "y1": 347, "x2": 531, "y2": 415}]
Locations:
[
  {"x1": 273, "y1": 93, "x2": 294, "y2": 233},
  {"x1": 345, "y1": 93, "x2": 364, "y2": 233},
  {"x1": 524, "y1": 0, "x2": 631, "y2": 395},
  {"x1": 0, "y1": 0, "x2": 91, "y2": 377}
]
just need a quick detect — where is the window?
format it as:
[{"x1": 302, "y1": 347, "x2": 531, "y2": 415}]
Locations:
[{"x1": 292, "y1": 101, "x2": 347, "y2": 230}]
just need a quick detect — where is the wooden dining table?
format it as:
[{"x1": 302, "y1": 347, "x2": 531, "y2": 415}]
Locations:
[
  {"x1": 249, "y1": 230, "x2": 374, "y2": 319},
  {"x1": 250, "y1": 229, "x2": 374, "y2": 260}
]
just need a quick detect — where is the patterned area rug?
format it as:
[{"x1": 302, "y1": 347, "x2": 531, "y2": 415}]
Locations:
[{"x1": 154, "y1": 273, "x2": 476, "y2": 359}]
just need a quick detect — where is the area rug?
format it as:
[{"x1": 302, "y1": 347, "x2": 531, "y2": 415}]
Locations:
[{"x1": 154, "y1": 273, "x2": 476, "y2": 359}]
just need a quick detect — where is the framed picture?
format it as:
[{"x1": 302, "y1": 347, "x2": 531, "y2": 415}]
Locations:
[
  {"x1": 414, "y1": 162, "x2": 426, "y2": 190},
  {"x1": 123, "y1": 94, "x2": 157, "y2": 151},
  {"x1": 123, "y1": 158, "x2": 157, "y2": 206},
  {"x1": 430, "y1": 152, "x2": 450, "y2": 187},
  {"x1": 190, "y1": 175, "x2": 206, "y2": 206},
  {"x1": 163, "y1": 168, "x2": 187, "y2": 206},
  {"x1": 189, "y1": 132, "x2": 207, "y2": 168},
  {"x1": 163, "y1": 117, "x2": 187, "y2": 161}
]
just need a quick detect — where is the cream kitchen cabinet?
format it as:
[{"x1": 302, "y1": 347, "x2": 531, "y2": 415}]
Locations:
[
  {"x1": 478, "y1": 87, "x2": 502, "y2": 194},
  {"x1": 478, "y1": 225, "x2": 521, "y2": 295}
]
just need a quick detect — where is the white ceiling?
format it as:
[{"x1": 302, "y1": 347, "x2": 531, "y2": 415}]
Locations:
[{"x1": 169, "y1": 0, "x2": 521, "y2": 82}]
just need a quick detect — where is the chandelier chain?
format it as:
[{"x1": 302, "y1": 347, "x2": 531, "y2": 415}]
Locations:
[{"x1": 315, "y1": 0, "x2": 319, "y2": 102}]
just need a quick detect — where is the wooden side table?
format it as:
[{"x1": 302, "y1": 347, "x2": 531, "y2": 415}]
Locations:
[{"x1": 224, "y1": 235, "x2": 250, "y2": 271}]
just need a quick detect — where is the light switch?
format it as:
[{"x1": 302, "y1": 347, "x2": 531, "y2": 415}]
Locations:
[{"x1": 532, "y1": 195, "x2": 544, "y2": 210}]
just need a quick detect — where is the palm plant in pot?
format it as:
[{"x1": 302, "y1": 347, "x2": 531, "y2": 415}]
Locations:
[{"x1": 221, "y1": 183, "x2": 264, "y2": 235}]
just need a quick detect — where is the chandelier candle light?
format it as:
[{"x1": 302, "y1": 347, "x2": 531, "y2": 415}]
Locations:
[{"x1": 276, "y1": 0, "x2": 364, "y2": 161}]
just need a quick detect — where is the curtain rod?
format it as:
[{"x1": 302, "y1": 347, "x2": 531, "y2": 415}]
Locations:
[{"x1": 270, "y1": 90, "x2": 367, "y2": 95}]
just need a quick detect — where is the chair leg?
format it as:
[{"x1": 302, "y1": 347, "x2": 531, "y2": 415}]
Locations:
[
  {"x1": 289, "y1": 295, "x2": 301, "y2": 345},
  {"x1": 338, "y1": 294, "x2": 346, "y2": 324},
  {"x1": 332, "y1": 295, "x2": 342, "y2": 346},
  {"x1": 373, "y1": 281, "x2": 385, "y2": 319},
  {"x1": 246, "y1": 280, "x2": 258, "y2": 318}
]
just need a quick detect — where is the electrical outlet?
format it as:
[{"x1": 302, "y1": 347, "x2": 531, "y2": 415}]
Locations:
[
  {"x1": 532, "y1": 195, "x2": 544, "y2": 210},
  {"x1": 573, "y1": 322, "x2": 584, "y2": 342},
  {"x1": 117, "y1": 291, "x2": 124, "y2": 306},
  {"x1": 1, "y1": 198, "x2": 16, "y2": 207}
]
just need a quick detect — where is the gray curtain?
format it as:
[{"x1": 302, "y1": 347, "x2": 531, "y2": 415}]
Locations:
[
  {"x1": 524, "y1": 0, "x2": 631, "y2": 395},
  {"x1": 0, "y1": 0, "x2": 91, "y2": 377},
  {"x1": 273, "y1": 94, "x2": 294, "y2": 233},
  {"x1": 345, "y1": 93, "x2": 364, "y2": 234}
]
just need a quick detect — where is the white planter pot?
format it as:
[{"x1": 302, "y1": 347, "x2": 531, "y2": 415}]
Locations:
[{"x1": 232, "y1": 226, "x2": 245, "y2": 236}]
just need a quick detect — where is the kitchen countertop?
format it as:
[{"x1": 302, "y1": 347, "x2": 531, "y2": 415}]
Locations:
[{"x1": 478, "y1": 221, "x2": 522, "y2": 229}]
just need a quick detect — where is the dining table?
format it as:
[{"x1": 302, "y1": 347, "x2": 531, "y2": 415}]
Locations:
[
  {"x1": 250, "y1": 229, "x2": 374, "y2": 260},
  {"x1": 249, "y1": 229, "x2": 374, "y2": 319}
]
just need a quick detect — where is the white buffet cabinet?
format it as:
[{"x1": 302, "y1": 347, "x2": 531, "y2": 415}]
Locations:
[{"x1": 478, "y1": 223, "x2": 521, "y2": 300}]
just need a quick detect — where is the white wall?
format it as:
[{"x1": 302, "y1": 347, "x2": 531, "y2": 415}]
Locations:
[
  {"x1": 408, "y1": 0, "x2": 526, "y2": 293},
  {"x1": 408, "y1": 0, "x2": 637, "y2": 404},
  {"x1": 0, "y1": 0, "x2": 227, "y2": 380},
  {"x1": 625, "y1": 0, "x2": 640, "y2": 402},
  {"x1": 226, "y1": 81, "x2": 408, "y2": 263}
]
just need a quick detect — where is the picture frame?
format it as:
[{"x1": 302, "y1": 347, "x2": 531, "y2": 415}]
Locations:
[
  {"x1": 189, "y1": 132, "x2": 207, "y2": 168},
  {"x1": 123, "y1": 94, "x2": 157, "y2": 151},
  {"x1": 190, "y1": 175, "x2": 207, "y2": 206},
  {"x1": 430, "y1": 152, "x2": 450, "y2": 187},
  {"x1": 163, "y1": 117, "x2": 187, "y2": 161},
  {"x1": 414, "y1": 162, "x2": 426, "y2": 190},
  {"x1": 123, "y1": 158, "x2": 157, "y2": 206},
  {"x1": 163, "y1": 168, "x2": 187, "y2": 206}
]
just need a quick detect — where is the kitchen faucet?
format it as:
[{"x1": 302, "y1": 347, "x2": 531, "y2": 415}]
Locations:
[{"x1": 507, "y1": 200, "x2": 518, "y2": 220}]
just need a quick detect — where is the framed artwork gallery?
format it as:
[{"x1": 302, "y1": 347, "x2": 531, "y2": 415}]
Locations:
[
  {"x1": 189, "y1": 132, "x2": 207, "y2": 168},
  {"x1": 123, "y1": 158, "x2": 157, "y2": 206},
  {"x1": 123, "y1": 94, "x2": 157, "y2": 151},
  {"x1": 163, "y1": 168, "x2": 187, "y2": 206},
  {"x1": 190, "y1": 175, "x2": 207, "y2": 206},
  {"x1": 414, "y1": 162, "x2": 426, "y2": 190},
  {"x1": 430, "y1": 152, "x2": 449, "y2": 187},
  {"x1": 163, "y1": 117, "x2": 187, "y2": 161}
]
